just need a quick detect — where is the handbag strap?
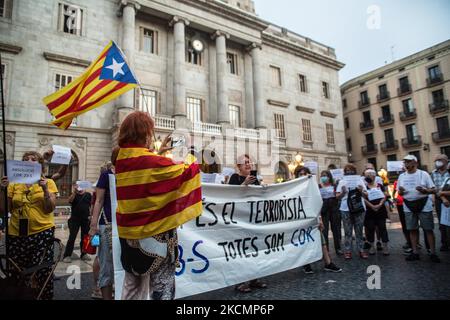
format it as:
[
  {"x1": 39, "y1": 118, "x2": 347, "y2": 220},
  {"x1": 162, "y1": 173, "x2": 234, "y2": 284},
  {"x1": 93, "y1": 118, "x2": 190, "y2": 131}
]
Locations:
[{"x1": 101, "y1": 208, "x2": 110, "y2": 225}]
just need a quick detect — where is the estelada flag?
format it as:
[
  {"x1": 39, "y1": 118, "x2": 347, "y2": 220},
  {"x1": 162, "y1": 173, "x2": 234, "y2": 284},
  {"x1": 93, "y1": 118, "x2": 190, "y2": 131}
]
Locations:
[
  {"x1": 114, "y1": 146, "x2": 203, "y2": 239},
  {"x1": 43, "y1": 41, "x2": 138, "y2": 129}
]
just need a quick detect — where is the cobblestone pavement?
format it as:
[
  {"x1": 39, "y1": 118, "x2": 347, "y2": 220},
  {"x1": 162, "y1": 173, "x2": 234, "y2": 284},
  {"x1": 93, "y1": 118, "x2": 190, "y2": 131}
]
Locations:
[{"x1": 50, "y1": 213, "x2": 450, "y2": 300}]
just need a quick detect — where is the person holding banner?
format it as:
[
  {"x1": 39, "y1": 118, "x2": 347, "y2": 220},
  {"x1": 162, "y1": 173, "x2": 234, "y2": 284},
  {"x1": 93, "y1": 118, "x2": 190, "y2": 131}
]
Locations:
[
  {"x1": 336, "y1": 164, "x2": 368, "y2": 260},
  {"x1": 397, "y1": 155, "x2": 440, "y2": 263},
  {"x1": 362, "y1": 169, "x2": 390, "y2": 255},
  {"x1": 229, "y1": 154, "x2": 268, "y2": 292},
  {"x1": 0, "y1": 151, "x2": 58, "y2": 299},
  {"x1": 112, "y1": 111, "x2": 203, "y2": 300}
]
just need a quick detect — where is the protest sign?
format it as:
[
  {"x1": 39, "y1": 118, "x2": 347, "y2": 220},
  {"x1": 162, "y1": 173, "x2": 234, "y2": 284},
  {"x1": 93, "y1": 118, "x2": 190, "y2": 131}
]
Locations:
[
  {"x1": 51, "y1": 145, "x2": 72, "y2": 165},
  {"x1": 7, "y1": 160, "x2": 41, "y2": 184},
  {"x1": 342, "y1": 175, "x2": 361, "y2": 189},
  {"x1": 304, "y1": 161, "x2": 318, "y2": 175},
  {"x1": 330, "y1": 169, "x2": 344, "y2": 181},
  {"x1": 387, "y1": 161, "x2": 404, "y2": 172},
  {"x1": 76, "y1": 181, "x2": 92, "y2": 190}
]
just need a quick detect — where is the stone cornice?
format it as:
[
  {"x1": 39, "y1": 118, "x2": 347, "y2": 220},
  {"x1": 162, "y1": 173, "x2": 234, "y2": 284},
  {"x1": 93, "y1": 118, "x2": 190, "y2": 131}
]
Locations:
[
  {"x1": 262, "y1": 33, "x2": 345, "y2": 71},
  {"x1": 320, "y1": 111, "x2": 337, "y2": 118},
  {"x1": 283, "y1": 146, "x2": 347, "y2": 157},
  {"x1": 341, "y1": 39, "x2": 450, "y2": 92},
  {"x1": 267, "y1": 99, "x2": 289, "y2": 108},
  {"x1": 5, "y1": 120, "x2": 111, "y2": 134},
  {"x1": 175, "y1": 0, "x2": 268, "y2": 32},
  {"x1": 0, "y1": 42, "x2": 22, "y2": 54},
  {"x1": 43, "y1": 52, "x2": 91, "y2": 68},
  {"x1": 296, "y1": 106, "x2": 315, "y2": 113}
]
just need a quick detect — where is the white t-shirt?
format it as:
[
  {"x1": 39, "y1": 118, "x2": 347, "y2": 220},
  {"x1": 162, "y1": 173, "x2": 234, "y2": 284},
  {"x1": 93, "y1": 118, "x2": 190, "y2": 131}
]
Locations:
[
  {"x1": 337, "y1": 179, "x2": 367, "y2": 212},
  {"x1": 397, "y1": 170, "x2": 435, "y2": 213}
]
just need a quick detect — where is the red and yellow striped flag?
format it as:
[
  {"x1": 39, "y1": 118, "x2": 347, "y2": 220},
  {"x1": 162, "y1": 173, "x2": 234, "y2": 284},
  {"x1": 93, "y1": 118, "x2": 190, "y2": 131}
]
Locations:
[
  {"x1": 115, "y1": 146, "x2": 202, "y2": 239},
  {"x1": 43, "y1": 41, "x2": 138, "y2": 129}
]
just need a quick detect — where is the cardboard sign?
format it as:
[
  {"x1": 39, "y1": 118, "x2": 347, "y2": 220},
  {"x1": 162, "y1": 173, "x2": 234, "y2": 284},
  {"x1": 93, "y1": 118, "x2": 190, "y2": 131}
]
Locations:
[
  {"x1": 304, "y1": 161, "x2": 318, "y2": 175},
  {"x1": 330, "y1": 169, "x2": 344, "y2": 181},
  {"x1": 201, "y1": 173, "x2": 217, "y2": 184},
  {"x1": 7, "y1": 160, "x2": 41, "y2": 184},
  {"x1": 76, "y1": 181, "x2": 92, "y2": 190},
  {"x1": 387, "y1": 161, "x2": 404, "y2": 172},
  {"x1": 51, "y1": 145, "x2": 72, "y2": 165}
]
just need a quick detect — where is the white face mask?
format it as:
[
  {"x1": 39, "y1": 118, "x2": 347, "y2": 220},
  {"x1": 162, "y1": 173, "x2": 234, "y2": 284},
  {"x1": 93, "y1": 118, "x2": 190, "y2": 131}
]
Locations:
[{"x1": 435, "y1": 161, "x2": 444, "y2": 169}]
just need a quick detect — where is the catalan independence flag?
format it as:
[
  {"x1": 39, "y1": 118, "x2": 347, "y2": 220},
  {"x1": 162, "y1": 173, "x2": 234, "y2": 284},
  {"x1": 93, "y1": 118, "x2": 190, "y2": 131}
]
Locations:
[
  {"x1": 43, "y1": 41, "x2": 138, "y2": 129},
  {"x1": 115, "y1": 146, "x2": 203, "y2": 240}
]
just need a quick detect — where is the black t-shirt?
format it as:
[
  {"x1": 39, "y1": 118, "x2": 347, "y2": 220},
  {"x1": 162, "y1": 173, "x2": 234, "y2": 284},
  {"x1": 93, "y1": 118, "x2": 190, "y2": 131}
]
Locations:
[
  {"x1": 71, "y1": 192, "x2": 92, "y2": 219},
  {"x1": 228, "y1": 173, "x2": 260, "y2": 186}
]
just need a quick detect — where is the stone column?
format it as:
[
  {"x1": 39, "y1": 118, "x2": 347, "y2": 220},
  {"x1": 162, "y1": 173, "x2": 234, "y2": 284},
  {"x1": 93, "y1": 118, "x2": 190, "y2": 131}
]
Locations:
[
  {"x1": 170, "y1": 16, "x2": 190, "y2": 126},
  {"x1": 249, "y1": 43, "x2": 265, "y2": 129},
  {"x1": 244, "y1": 52, "x2": 255, "y2": 128},
  {"x1": 117, "y1": 0, "x2": 140, "y2": 114},
  {"x1": 212, "y1": 31, "x2": 230, "y2": 125}
]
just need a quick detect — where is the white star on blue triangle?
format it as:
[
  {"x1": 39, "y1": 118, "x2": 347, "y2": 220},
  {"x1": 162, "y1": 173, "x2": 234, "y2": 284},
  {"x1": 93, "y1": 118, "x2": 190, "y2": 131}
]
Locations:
[{"x1": 100, "y1": 42, "x2": 137, "y2": 84}]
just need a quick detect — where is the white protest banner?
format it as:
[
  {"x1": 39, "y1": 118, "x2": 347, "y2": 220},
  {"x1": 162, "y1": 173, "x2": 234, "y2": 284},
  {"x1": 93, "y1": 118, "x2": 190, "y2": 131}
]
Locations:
[
  {"x1": 387, "y1": 161, "x2": 404, "y2": 172},
  {"x1": 304, "y1": 161, "x2": 318, "y2": 175},
  {"x1": 201, "y1": 173, "x2": 217, "y2": 184},
  {"x1": 76, "y1": 181, "x2": 92, "y2": 190},
  {"x1": 110, "y1": 176, "x2": 323, "y2": 299},
  {"x1": 440, "y1": 204, "x2": 450, "y2": 227},
  {"x1": 51, "y1": 145, "x2": 72, "y2": 165},
  {"x1": 342, "y1": 175, "x2": 361, "y2": 189},
  {"x1": 330, "y1": 169, "x2": 344, "y2": 181},
  {"x1": 7, "y1": 160, "x2": 41, "y2": 184}
]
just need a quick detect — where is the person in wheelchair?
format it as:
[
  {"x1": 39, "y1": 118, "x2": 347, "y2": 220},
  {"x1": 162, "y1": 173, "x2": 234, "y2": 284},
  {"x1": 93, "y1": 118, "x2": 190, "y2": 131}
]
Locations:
[{"x1": 1, "y1": 151, "x2": 58, "y2": 300}]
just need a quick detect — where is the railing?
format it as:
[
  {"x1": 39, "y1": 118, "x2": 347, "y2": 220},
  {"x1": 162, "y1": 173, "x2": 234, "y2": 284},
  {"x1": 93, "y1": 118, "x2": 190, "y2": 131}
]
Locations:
[
  {"x1": 360, "y1": 120, "x2": 374, "y2": 131},
  {"x1": 154, "y1": 116, "x2": 175, "y2": 130},
  {"x1": 377, "y1": 92, "x2": 390, "y2": 102},
  {"x1": 358, "y1": 98, "x2": 371, "y2": 109},
  {"x1": 429, "y1": 100, "x2": 449, "y2": 115},
  {"x1": 432, "y1": 131, "x2": 450, "y2": 143},
  {"x1": 192, "y1": 122, "x2": 222, "y2": 135},
  {"x1": 380, "y1": 140, "x2": 399, "y2": 152},
  {"x1": 235, "y1": 128, "x2": 259, "y2": 139},
  {"x1": 399, "y1": 110, "x2": 417, "y2": 121},
  {"x1": 378, "y1": 115, "x2": 394, "y2": 126},
  {"x1": 401, "y1": 136, "x2": 422, "y2": 148},
  {"x1": 426, "y1": 74, "x2": 444, "y2": 86},
  {"x1": 397, "y1": 84, "x2": 412, "y2": 96},
  {"x1": 361, "y1": 144, "x2": 378, "y2": 155}
]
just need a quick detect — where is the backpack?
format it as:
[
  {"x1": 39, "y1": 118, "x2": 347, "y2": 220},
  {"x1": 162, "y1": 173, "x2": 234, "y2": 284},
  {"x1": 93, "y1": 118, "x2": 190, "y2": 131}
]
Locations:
[{"x1": 347, "y1": 188, "x2": 365, "y2": 214}]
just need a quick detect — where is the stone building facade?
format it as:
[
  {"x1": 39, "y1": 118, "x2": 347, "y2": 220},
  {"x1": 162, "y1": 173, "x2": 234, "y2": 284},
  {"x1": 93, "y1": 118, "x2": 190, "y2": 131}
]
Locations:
[
  {"x1": 1, "y1": 0, "x2": 346, "y2": 201},
  {"x1": 341, "y1": 40, "x2": 450, "y2": 174}
]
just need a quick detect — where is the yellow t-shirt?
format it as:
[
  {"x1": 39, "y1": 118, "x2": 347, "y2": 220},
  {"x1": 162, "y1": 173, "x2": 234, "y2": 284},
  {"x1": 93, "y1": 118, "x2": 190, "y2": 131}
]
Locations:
[{"x1": 7, "y1": 179, "x2": 58, "y2": 236}]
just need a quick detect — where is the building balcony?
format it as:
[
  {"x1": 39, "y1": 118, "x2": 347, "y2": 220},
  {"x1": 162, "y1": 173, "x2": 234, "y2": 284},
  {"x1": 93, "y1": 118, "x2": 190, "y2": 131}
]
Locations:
[
  {"x1": 432, "y1": 131, "x2": 450, "y2": 143},
  {"x1": 192, "y1": 122, "x2": 222, "y2": 135},
  {"x1": 401, "y1": 136, "x2": 422, "y2": 148},
  {"x1": 429, "y1": 100, "x2": 449, "y2": 115},
  {"x1": 154, "y1": 116, "x2": 175, "y2": 130},
  {"x1": 235, "y1": 128, "x2": 259, "y2": 140},
  {"x1": 358, "y1": 98, "x2": 371, "y2": 109},
  {"x1": 361, "y1": 144, "x2": 378, "y2": 156},
  {"x1": 426, "y1": 74, "x2": 444, "y2": 87},
  {"x1": 397, "y1": 84, "x2": 412, "y2": 97},
  {"x1": 378, "y1": 115, "x2": 394, "y2": 127},
  {"x1": 360, "y1": 120, "x2": 374, "y2": 131},
  {"x1": 380, "y1": 140, "x2": 399, "y2": 152},
  {"x1": 377, "y1": 92, "x2": 390, "y2": 103},
  {"x1": 399, "y1": 110, "x2": 417, "y2": 122}
]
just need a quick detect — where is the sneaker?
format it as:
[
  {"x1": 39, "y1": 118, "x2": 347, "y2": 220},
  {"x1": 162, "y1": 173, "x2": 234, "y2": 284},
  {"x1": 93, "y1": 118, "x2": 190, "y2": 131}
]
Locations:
[
  {"x1": 403, "y1": 248, "x2": 413, "y2": 255},
  {"x1": 402, "y1": 243, "x2": 411, "y2": 250},
  {"x1": 81, "y1": 254, "x2": 91, "y2": 261},
  {"x1": 405, "y1": 253, "x2": 420, "y2": 261},
  {"x1": 440, "y1": 246, "x2": 449, "y2": 252},
  {"x1": 376, "y1": 242, "x2": 382, "y2": 251},
  {"x1": 303, "y1": 264, "x2": 314, "y2": 274},
  {"x1": 324, "y1": 263, "x2": 342, "y2": 273},
  {"x1": 382, "y1": 243, "x2": 390, "y2": 256},
  {"x1": 368, "y1": 244, "x2": 376, "y2": 255},
  {"x1": 344, "y1": 252, "x2": 352, "y2": 260},
  {"x1": 427, "y1": 249, "x2": 432, "y2": 256},
  {"x1": 430, "y1": 254, "x2": 441, "y2": 263},
  {"x1": 359, "y1": 251, "x2": 369, "y2": 259},
  {"x1": 62, "y1": 256, "x2": 72, "y2": 263}
]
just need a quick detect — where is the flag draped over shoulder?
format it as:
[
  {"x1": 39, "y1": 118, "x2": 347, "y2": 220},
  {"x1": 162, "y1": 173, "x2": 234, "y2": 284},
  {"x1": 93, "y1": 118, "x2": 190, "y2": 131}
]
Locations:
[
  {"x1": 43, "y1": 41, "x2": 138, "y2": 129},
  {"x1": 115, "y1": 147, "x2": 203, "y2": 240}
]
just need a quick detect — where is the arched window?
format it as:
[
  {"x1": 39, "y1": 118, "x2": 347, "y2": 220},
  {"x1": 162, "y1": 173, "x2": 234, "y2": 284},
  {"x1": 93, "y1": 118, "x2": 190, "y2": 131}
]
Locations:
[
  {"x1": 48, "y1": 151, "x2": 79, "y2": 198},
  {"x1": 275, "y1": 161, "x2": 289, "y2": 183}
]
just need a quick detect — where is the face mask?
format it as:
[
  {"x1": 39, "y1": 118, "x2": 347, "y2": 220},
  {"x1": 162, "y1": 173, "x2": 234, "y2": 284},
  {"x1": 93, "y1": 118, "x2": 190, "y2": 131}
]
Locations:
[
  {"x1": 77, "y1": 187, "x2": 83, "y2": 192},
  {"x1": 320, "y1": 177, "x2": 329, "y2": 184},
  {"x1": 365, "y1": 177, "x2": 373, "y2": 183},
  {"x1": 435, "y1": 161, "x2": 444, "y2": 169}
]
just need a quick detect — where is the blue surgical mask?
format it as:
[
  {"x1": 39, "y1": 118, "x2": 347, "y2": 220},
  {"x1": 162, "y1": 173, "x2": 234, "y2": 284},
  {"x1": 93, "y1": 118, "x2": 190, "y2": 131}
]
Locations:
[{"x1": 320, "y1": 176, "x2": 329, "y2": 184}]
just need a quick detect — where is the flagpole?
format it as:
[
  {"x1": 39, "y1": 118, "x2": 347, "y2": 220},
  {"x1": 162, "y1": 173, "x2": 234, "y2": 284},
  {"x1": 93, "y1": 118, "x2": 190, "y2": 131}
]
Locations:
[
  {"x1": 0, "y1": 53, "x2": 10, "y2": 271},
  {"x1": 113, "y1": 41, "x2": 161, "y2": 148}
]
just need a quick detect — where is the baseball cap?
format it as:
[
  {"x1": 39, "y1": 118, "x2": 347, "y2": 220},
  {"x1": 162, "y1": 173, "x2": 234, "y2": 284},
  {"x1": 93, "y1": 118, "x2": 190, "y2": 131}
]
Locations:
[
  {"x1": 435, "y1": 154, "x2": 449, "y2": 162},
  {"x1": 403, "y1": 155, "x2": 418, "y2": 162}
]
